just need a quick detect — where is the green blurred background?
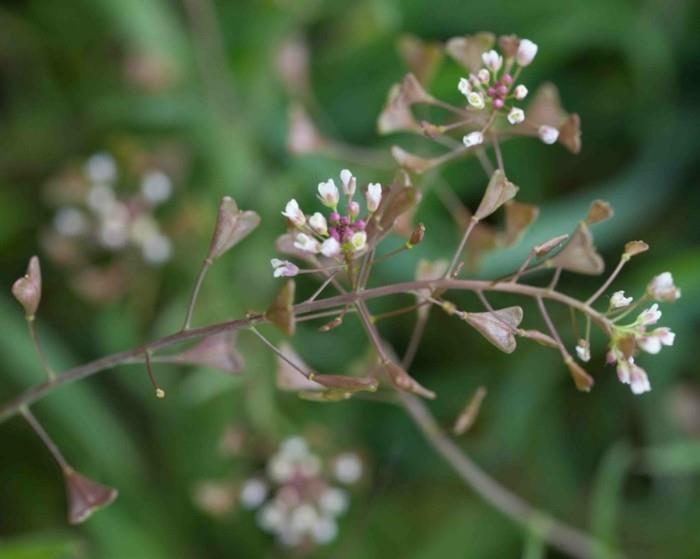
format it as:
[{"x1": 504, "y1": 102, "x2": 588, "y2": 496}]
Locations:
[{"x1": 1, "y1": 0, "x2": 699, "y2": 557}]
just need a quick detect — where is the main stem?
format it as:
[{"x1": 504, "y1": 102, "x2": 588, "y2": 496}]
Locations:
[{"x1": 0, "y1": 278, "x2": 610, "y2": 424}]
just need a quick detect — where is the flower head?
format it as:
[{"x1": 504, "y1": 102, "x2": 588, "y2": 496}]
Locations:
[
  {"x1": 309, "y1": 212, "x2": 328, "y2": 235},
  {"x1": 638, "y1": 303, "x2": 661, "y2": 326},
  {"x1": 514, "y1": 84, "x2": 528, "y2": 100},
  {"x1": 467, "y1": 91, "x2": 485, "y2": 110},
  {"x1": 647, "y1": 272, "x2": 681, "y2": 302},
  {"x1": 610, "y1": 290, "x2": 633, "y2": 308},
  {"x1": 317, "y1": 179, "x2": 339, "y2": 208},
  {"x1": 516, "y1": 39, "x2": 538, "y2": 66},
  {"x1": 366, "y1": 183, "x2": 382, "y2": 213},
  {"x1": 481, "y1": 50, "x2": 503, "y2": 72},
  {"x1": 339, "y1": 169, "x2": 356, "y2": 197},
  {"x1": 507, "y1": 107, "x2": 525, "y2": 125},
  {"x1": 462, "y1": 131, "x2": 484, "y2": 148},
  {"x1": 282, "y1": 199, "x2": 306, "y2": 227},
  {"x1": 293, "y1": 233, "x2": 320, "y2": 254},
  {"x1": 457, "y1": 78, "x2": 471, "y2": 96},
  {"x1": 271, "y1": 259, "x2": 299, "y2": 278},
  {"x1": 638, "y1": 327, "x2": 675, "y2": 354}
]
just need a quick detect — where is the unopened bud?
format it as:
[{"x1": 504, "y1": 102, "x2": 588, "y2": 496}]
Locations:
[
  {"x1": 12, "y1": 256, "x2": 42, "y2": 319},
  {"x1": 408, "y1": 223, "x2": 426, "y2": 248}
]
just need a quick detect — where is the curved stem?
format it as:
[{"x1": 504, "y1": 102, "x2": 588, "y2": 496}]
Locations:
[
  {"x1": 0, "y1": 279, "x2": 610, "y2": 424},
  {"x1": 400, "y1": 393, "x2": 614, "y2": 559},
  {"x1": 182, "y1": 259, "x2": 211, "y2": 331}
]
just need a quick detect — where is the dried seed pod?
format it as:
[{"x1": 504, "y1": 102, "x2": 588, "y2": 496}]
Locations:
[
  {"x1": 275, "y1": 342, "x2": 323, "y2": 392},
  {"x1": 498, "y1": 34, "x2": 520, "y2": 58},
  {"x1": 445, "y1": 32, "x2": 496, "y2": 72},
  {"x1": 533, "y1": 234, "x2": 569, "y2": 257},
  {"x1": 12, "y1": 256, "x2": 42, "y2": 319},
  {"x1": 564, "y1": 356, "x2": 594, "y2": 392},
  {"x1": 548, "y1": 222, "x2": 604, "y2": 275},
  {"x1": 287, "y1": 104, "x2": 327, "y2": 155},
  {"x1": 585, "y1": 200, "x2": 614, "y2": 225},
  {"x1": 164, "y1": 333, "x2": 244, "y2": 374},
  {"x1": 383, "y1": 361, "x2": 435, "y2": 399},
  {"x1": 408, "y1": 223, "x2": 426, "y2": 247},
  {"x1": 462, "y1": 306, "x2": 524, "y2": 353},
  {"x1": 391, "y1": 146, "x2": 439, "y2": 174},
  {"x1": 453, "y1": 386, "x2": 487, "y2": 435},
  {"x1": 624, "y1": 240, "x2": 649, "y2": 258},
  {"x1": 398, "y1": 73, "x2": 435, "y2": 105},
  {"x1": 366, "y1": 171, "x2": 419, "y2": 245},
  {"x1": 396, "y1": 34, "x2": 443, "y2": 86},
  {"x1": 63, "y1": 467, "x2": 118, "y2": 525},
  {"x1": 503, "y1": 201, "x2": 539, "y2": 246},
  {"x1": 474, "y1": 170, "x2": 519, "y2": 221},
  {"x1": 558, "y1": 113, "x2": 582, "y2": 154},
  {"x1": 378, "y1": 84, "x2": 421, "y2": 135},
  {"x1": 308, "y1": 374, "x2": 378, "y2": 393},
  {"x1": 265, "y1": 280, "x2": 296, "y2": 336},
  {"x1": 516, "y1": 329, "x2": 558, "y2": 349},
  {"x1": 207, "y1": 197, "x2": 261, "y2": 261}
]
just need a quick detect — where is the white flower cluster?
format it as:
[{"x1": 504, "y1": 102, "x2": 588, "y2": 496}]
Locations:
[
  {"x1": 278, "y1": 169, "x2": 381, "y2": 273},
  {"x1": 457, "y1": 39, "x2": 539, "y2": 150},
  {"x1": 241, "y1": 437, "x2": 363, "y2": 549},
  {"x1": 52, "y1": 152, "x2": 173, "y2": 265},
  {"x1": 606, "y1": 273, "x2": 681, "y2": 395}
]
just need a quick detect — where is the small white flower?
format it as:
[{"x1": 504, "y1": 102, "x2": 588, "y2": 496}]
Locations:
[
  {"x1": 616, "y1": 358, "x2": 632, "y2": 384},
  {"x1": 513, "y1": 84, "x2": 528, "y2": 100},
  {"x1": 317, "y1": 179, "x2": 339, "y2": 208},
  {"x1": 366, "y1": 183, "x2": 382, "y2": 213},
  {"x1": 467, "y1": 91, "x2": 485, "y2": 110},
  {"x1": 477, "y1": 68, "x2": 490, "y2": 83},
  {"x1": 271, "y1": 258, "x2": 299, "y2": 278},
  {"x1": 293, "y1": 233, "x2": 320, "y2": 254},
  {"x1": 282, "y1": 199, "x2": 306, "y2": 227},
  {"x1": 507, "y1": 107, "x2": 525, "y2": 125},
  {"x1": 141, "y1": 170, "x2": 172, "y2": 204},
  {"x1": 481, "y1": 50, "x2": 502, "y2": 72},
  {"x1": 575, "y1": 340, "x2": 590, "y2": 362},
  {"x1": 54, "y1": 207, "x2": 87, "y2": 237},
  {"x1": 257, "y1": 502, "x2": 285, "y2": 531},
  {"x1": 610, "y1": 290, "x2": 633, "y2": 308},
  {"x1": 457, "y1": 77, "x2": 472, "y2": 96},
  {"x1": 84, "y1": 152, "x2": 117, "y2": 184},
  {"x1": 239, "y1": 478, "x2": 268, "y2": 509},
  {"x1": 311, "y1": 515, "x2": 338, "y2": 544},
  {"x1": 516, "y1": 39, "x2": 538, "y2": 67},
  {"x1": 320, "y1": 237, "x2": 341, "y2": 258},
  {"x1": 267, "y1": 454, "x2": 295, "y2": 483},
  {"x1": 309, "y1": 212, "x2": 328, "y2": 235},
  {"x1": 537, "y1": 125, "x2": 559, "y2": 145},
  {"x1": 462, "y1": 131, "x2": 484, "y2": 148},
  {"x1": 638, "y1": 303, "x2": 661, "y2": 326},
  {"x1": 319, "y1": 487, "x2": 349, "y2": 516},
  {"x1": 350, "y1": 231, "x2": 367, "y2": 252},
  {"x1": 142, "y1": 233, "x2": 172, "y2": 265},
  {"x1": 348, "y1": 201, "x2": 360, "y2": 217},
  {"x1": 289, "y1": 504, "x2": 318, "y2": 533},
  {"x1": 333, "y1": 453, "x2": 363, "y2": 484},
  {"x1": 280, "y1": 436, "x2": 308, "y2": 458},
  {"x1": 340, "y1": 169, "x2": 356, "y2": 197},
  {"x1": 629, "y1": 363, "x2": 651, "y2": 395},
  {"x1": 638, "y1": 327, "x2": 675, "y2": 354},
  {"x1": 647, "y1": 272, "x2": 681, "y2": 302}
]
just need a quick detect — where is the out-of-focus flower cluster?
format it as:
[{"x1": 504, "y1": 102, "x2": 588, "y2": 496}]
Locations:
[
  {"x1": 41, "y1": 149, "x2": 186, "y2": 301},
  {"x1": 243, "y1": 437, "x2": 362, "y2": 549},
  {"x1": 46, "y1": 152, "x2": 173, "y2": 264},
  {"x1": 193, "y1": 430, "x2": 365, "y2": 553},
  {"x1": 602, "y1": 272, "x2": 680, "y2": 395}
]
